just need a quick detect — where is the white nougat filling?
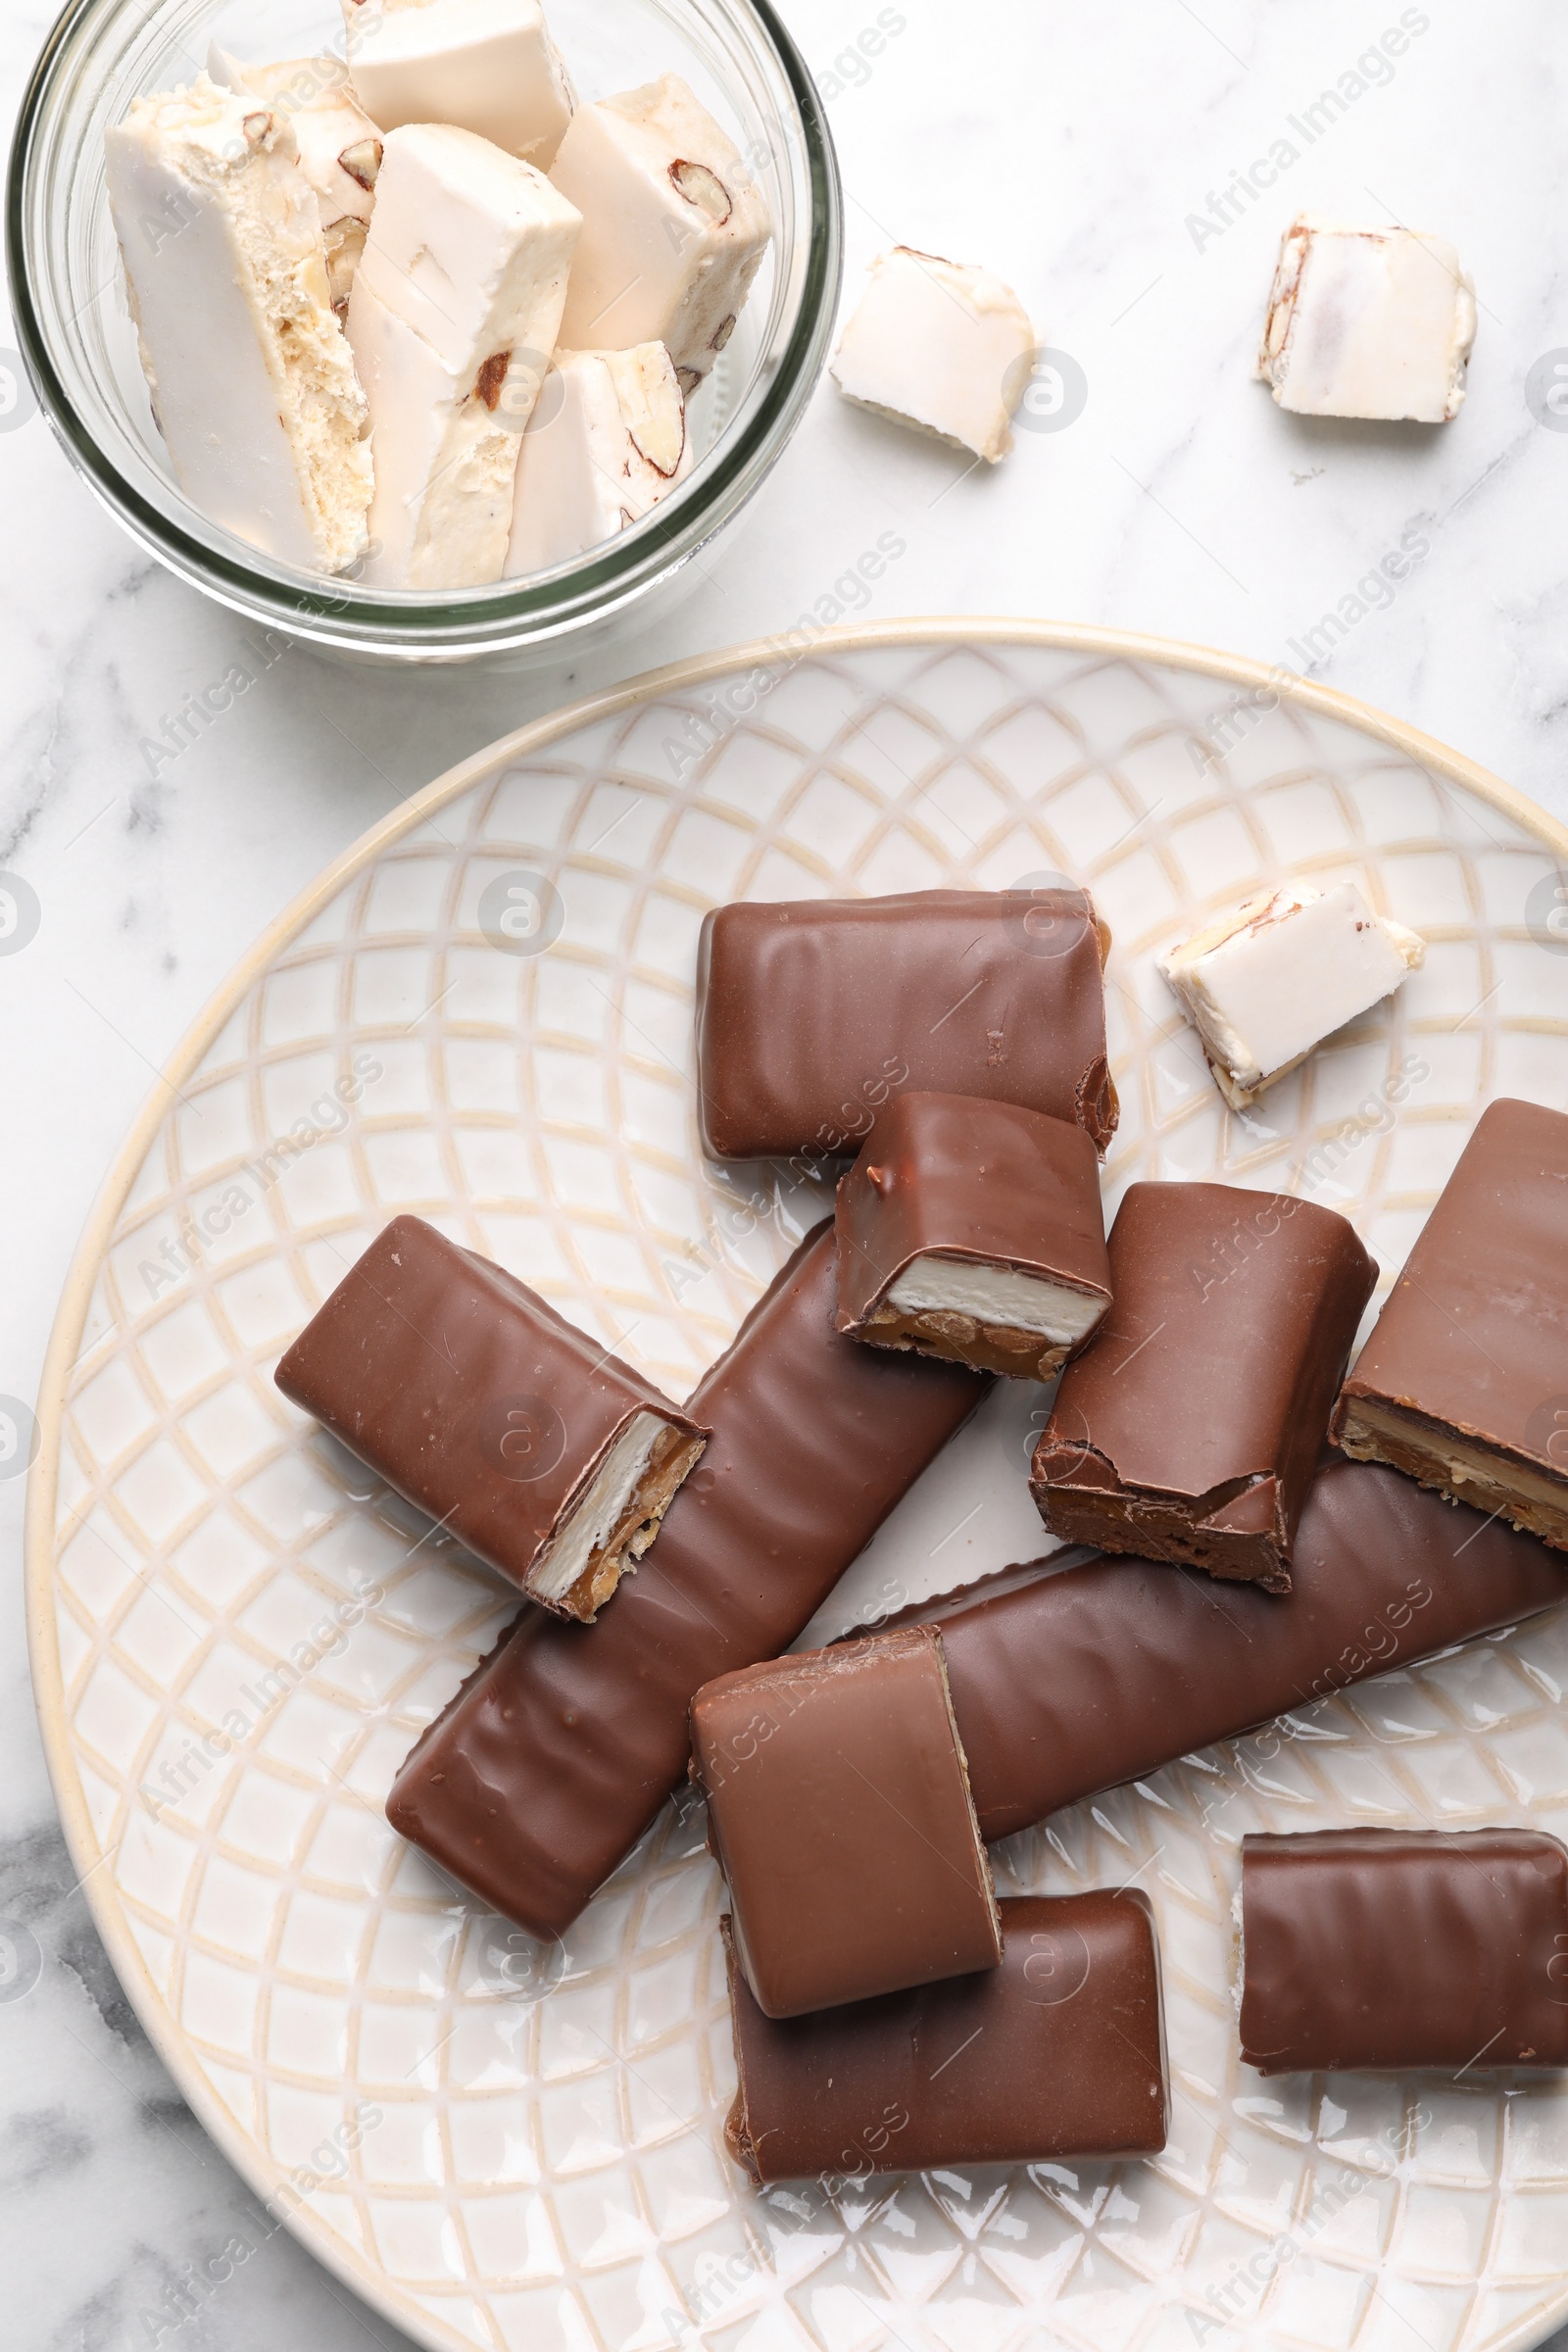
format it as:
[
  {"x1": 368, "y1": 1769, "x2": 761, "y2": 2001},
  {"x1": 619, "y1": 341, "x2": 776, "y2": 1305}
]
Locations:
[
  {"x1": 830, "y1": 246, "x2": 1036, "y2": 465},
  {"x1": 1257, "y1": 214, "x2": 1476, "y2": 424},
  {"x1": 506, "y1": 343, "x2": 691, "y2": 574},
  {"x1": 347, "y1": 280, "x2": 519, "y2": 589},
  {"x1": 342, "y1": 0, "x2": 575, "y2": 166},
  {"x1": 1160, "y1": 881, "x2": 1425, "y2": 1105},
  {"x1": 105, "y1": 74, "x2": 371, "y2": 574},
  {"x1": 533, "y1": 1409, "x2": 667, "y2": 1601},
  {"x1": 208, "y1": 47, "x2": 381, "y2": 309},
  {"x1": 550, "y1": 74, "x2": 771, "y2": 383},
  {"x1": 886, "y1": 1255, "x2": 1106, "y2": 1345},
  {"x1": 345, "y1": 122, "x2": 579, "y2": 587},
  {"x1": 354, "y1": 121, "x2": 578, "y2": 375}
]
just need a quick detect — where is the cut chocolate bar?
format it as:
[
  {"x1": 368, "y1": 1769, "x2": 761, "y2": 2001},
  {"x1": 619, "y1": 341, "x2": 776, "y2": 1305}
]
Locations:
[
  {"x1": 275, "y1": 1215, "x2": 706, "y2": 1621},
  {"x1": 692, "y1": 1625, "x2": 1001, "y2": 2018},
  {"x1": 884, "y1": 1455, "x2": 1565, "y2": 1842},
  {"x1": 1240, "y1": 1829, "x2": 1568, "y2": 2074},
  {"x1": 835, "y1": 1092, "x2": 1111, "y2": 1380},
  {"x1": 1032, "y1": 1182, "x2": 1376, "y2": 1589},
  {"x1": 695, "y1": 889, "x2": 1115, "y2": 1164},
  {"x1": 722, "y1": 1892, "x2": 1167, "y2": 2183},
  {"x1": 1333, "y1": 1098, "x2": 1568, "y2": 1550},
  {"x1": 385, "y1": 1224, "x2": 988, "y2": 1937}
]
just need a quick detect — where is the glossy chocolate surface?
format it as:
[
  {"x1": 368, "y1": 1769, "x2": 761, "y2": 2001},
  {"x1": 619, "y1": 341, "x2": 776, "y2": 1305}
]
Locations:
[
  {"x1": 1241, "y1": 1829, "x2": 1568, "y2": 2074},
  {"x1": 1032, "y1": 1182, "x2": 1377, "y2": 1587},
  {"x1": 274, "y1": 1215, "x2": 706, "y2": 1618},
  {"x1": 692, "y1": 1625, "x2": 1001, "y2": 2019},
  {"x1": 385, "y1": 1224, "x2": 988, "y2": 1938},
  {"x1": 695, "y1": 890, "x2": 1115, "y2": 1162},
  {"x1": 889, "y1": 1455, "x2": 1565, "y2": 1841},
  {"x1": 1334, "y1": 1098, "x2": 1568, "y2": 1543},
  {"x1": 834, "y1": 1092, "x2": 1111, "y2": 1379},
  {"x1": 723, "y1": 1891, "x2": 1167, "y2": 2182}
]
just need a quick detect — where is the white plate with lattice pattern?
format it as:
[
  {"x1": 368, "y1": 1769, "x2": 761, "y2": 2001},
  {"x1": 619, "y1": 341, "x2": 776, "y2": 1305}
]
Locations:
[{"x1": 27, "y1": 620, "x2": 1568, "y2": 2352}]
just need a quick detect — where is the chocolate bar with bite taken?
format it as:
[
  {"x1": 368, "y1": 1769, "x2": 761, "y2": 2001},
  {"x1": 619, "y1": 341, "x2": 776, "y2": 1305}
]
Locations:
[{"x1": 1031, "y1": 1181, "x2": 1376, "y2": 1589}]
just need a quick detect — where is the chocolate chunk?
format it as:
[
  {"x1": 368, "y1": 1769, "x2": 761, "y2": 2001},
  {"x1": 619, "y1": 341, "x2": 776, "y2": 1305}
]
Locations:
[
  {"x1": 384, "y1": 1224, "x2": 988, "y2": 1937},
  {"x1": 691, "y1": 1625, "x2": 1001, "y2": 2018},
  {"x1": 274, "y1": 1215, "x2": 707, "y2": 1622},
  {"x1": 883, "y1": 1455, "x2": 1565, "y2": 1842},
  {"x1": 1333, "y1": 1097, "x2": 1568, "y2": 1549},
  {"x1": 1240, "y1": 1829, "x2": 1568, "y2": 2074},
  {"x1": 1031, "y1": 1183, "x2": 1376, "y2": 1588},
  {"x1": 722, "y1": 1892, "x2": 1167, "y2": 2182},
  {"x1": 694, "y1": 889, "x2": 1115, "y2": 1163},
  {"x1": 835, "y1": 1092, "x2": 1111, "y2": 1380}
]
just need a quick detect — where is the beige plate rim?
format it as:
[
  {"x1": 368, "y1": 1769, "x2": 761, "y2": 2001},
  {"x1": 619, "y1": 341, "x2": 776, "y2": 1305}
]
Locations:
[{"x1": 24, "y1": 616, "x2": 1568, "y2": 2352}]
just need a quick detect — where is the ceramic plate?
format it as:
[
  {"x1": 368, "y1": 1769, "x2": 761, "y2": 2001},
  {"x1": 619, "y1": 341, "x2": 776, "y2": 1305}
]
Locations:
[{"x1": 27, "y1": 620, "x2": 1568, "y2": 2352}]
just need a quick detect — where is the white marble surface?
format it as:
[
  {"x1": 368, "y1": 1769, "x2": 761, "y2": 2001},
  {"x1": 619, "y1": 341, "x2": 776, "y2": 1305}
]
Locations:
[{"x1": 4, "y1": 0, "x2": 1568, "y2": 2343}]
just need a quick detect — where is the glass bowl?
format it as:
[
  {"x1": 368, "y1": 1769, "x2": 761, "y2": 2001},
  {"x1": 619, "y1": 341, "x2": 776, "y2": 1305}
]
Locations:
[{"x1": 7, "y1": 0, "x2": 841, "y2": 663}]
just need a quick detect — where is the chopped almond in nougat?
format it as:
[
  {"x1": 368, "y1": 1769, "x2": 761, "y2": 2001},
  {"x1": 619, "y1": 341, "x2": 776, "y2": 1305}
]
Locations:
[
  {"x1": 507, "y1": 343, "x2": 691, "y2": 573},
  {"x1": 550, "y1": 74, "x2": 771, "y2": 388}
]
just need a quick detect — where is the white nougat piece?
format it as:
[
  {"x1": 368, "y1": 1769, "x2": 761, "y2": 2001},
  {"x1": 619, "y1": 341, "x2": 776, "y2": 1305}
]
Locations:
[
  {"x1": 208, "y1": 46, "x2": 382, "y2": 311},
  {"x1": 1160, "y1": 881, "x2": 1426, "y2": 1111},
  {"x1": 105, "y1": 74, "x2": 371, "y2": 573},
  {"x1": 550, "y1": 75, "x2": 771, "y2": 384},
  {"x1": 346, "y1": 122, "x2": 580, "y2": 589},
  {"x1": 1257, "y1": 214, "x2": 1477, "y2": 423},
  {"x1": 830, "y1": 246, "x2": 1036, "y2": 464},
  {"x1": 887, "y1": 1257, "x2": 1107, "y2": 1348},
  {"x1": 532, "y1": 1410, "x2": 667, "y2": 1605},
  {"x1": 506, "y1": 343, "x2": 692, "y2": 574},
  {"x1": 342, "y1": 0, "x2": 574, "y2": 166}
]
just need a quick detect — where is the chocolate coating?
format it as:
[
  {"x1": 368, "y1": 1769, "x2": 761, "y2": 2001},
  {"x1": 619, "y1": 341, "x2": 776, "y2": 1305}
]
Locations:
[
  {"x1": 1334, "y1": 1098, "x2": 1568, "y2": 1548},
  {"x1": 885, "y1": 1455, "x2": 1565, "y2": 1842},
  {"x1": 1032, "y1": 1182, "x2": 1377, "y2": 1588},
  {"x1": 692, "y1": 1626, "x2": 1001, "y2": 2018},
  {"x1": 274, "y1": 1215, "x2": 707, "y2": 1620},
  {"x1": 695, "y1": 890, "x2": 1115, "y2": 1162},
  {"x1": 385, "y1": 1224, "x2": 988, "y2": 1938},
  {"x1": 834, "y1": 1092, "x2": 1111, "y2": 1379},
  {"x1": 723, "y1": 1891, "x2": 1167, "y2": 2182},
  {"x1": 1240, "y1": 1829, "x2": 1568, "y2": 2074}
]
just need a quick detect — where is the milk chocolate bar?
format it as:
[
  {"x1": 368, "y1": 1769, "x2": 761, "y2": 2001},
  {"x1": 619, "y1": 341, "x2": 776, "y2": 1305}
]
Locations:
[
  {"x1": 695, "y1": 890, "x2": 1115, "y2": 1164},
  {"x1": 1333, "y1": 1098, "x2": 1568, "y2": 1550},
  {"x1": 1032, "y1": 1183, "x2": 1376, "y2": 1589},
  {"x1": 835, "y1": 1093, "x2": 1111, "y2": 1380},
  {"x1": 884, "y1": 1455, "x2": 1565, "y2": 1842},
  {"x1": 275, "y1": 1216, "x2": 707, "y2": 1621},
  {"x1": 722, "y1": 1891, "x2": 1167, "y2": 2183},
  {"x1": 385, "y1": 1225, "x2": 988, "y2": 1937},
  {"x1": 691, "y1": 1626, "x2": 1001, "y2": 2018},
  {"x1": 1240, "y1": 1829, "x2": 1568, "y2": 2074}
]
